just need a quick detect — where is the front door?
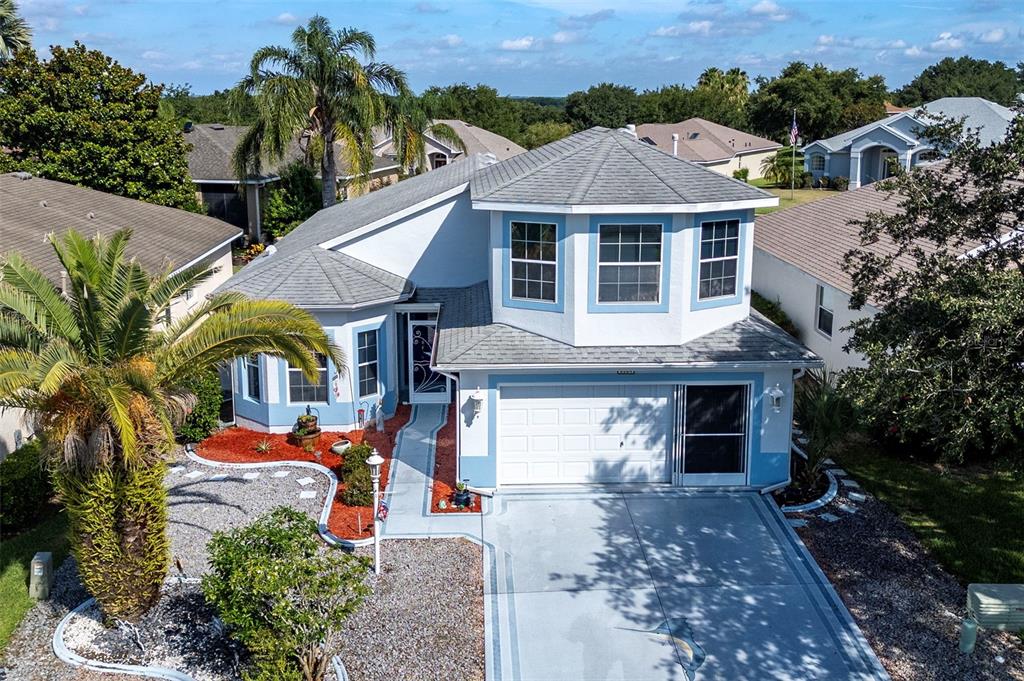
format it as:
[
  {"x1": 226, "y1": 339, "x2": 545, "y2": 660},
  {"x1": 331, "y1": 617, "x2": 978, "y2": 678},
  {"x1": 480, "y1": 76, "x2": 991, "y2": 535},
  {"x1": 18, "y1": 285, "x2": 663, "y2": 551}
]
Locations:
[
  {"x1": 408, "y1": 319, "x2": 450, "y2": 404},
  {"x1": 673, "y1": 384, "x2": 749, "y2": 486}
]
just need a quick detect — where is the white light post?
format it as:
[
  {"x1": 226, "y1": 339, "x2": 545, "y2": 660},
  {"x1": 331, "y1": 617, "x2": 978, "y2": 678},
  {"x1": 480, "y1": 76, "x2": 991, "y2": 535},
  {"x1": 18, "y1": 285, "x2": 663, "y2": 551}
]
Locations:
[{"x1": 366, "y1": 450, "x2": 384, "y2": 575}]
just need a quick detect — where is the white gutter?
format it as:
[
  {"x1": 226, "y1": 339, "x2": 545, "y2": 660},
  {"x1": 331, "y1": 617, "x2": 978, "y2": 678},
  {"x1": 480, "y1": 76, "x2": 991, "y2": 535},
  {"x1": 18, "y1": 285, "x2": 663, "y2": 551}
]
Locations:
[
  {"x1": 435, "y1": 359, "x2": 824, "y2": 372},
  {"x1": 191, "y1": 177, "x2": 280, "y2": 185},
  {"x1": 471, "y1": 197, "x2": 778, "y2": 214}
]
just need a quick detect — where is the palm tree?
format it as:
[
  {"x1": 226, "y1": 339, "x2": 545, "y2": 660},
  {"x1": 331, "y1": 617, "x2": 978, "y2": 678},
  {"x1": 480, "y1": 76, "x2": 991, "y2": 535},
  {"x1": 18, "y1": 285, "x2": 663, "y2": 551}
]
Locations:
[
  {"x1": 0, "y1": 229, "x2": 342, "y2": 621},
  {"x1": 793, "y1": 369, "x2": 854, "y2": 489},
  {"x1": 696, "y1": 67, "x2": 749, "y2": 109},
  {"x1": 0, "y1": 0, "x2": 31, "y2": 61},
  {"x1": 232, "y1": 17, "x2": 407, "y2": 209},
  {"x1": 385, "y1": 92, "x2": 466, "y2": 175}
]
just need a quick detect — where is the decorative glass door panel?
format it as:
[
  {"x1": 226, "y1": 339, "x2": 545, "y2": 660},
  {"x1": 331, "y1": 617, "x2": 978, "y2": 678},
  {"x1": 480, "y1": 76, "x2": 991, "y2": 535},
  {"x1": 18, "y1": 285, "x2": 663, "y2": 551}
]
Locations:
[{"x1": 408, "y1": 320, "x2": 449, "y2": 403}]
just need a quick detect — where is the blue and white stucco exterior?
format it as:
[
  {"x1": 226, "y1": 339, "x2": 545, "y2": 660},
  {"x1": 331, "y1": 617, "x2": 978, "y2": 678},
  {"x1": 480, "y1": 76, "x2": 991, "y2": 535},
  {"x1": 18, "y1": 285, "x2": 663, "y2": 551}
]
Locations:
[
  {"x1": 220, "y1": 126, "x2": 821, "y2": 492},
  {"x1": 802, "y1": 96, "x2": 1014, "y2": 189}
]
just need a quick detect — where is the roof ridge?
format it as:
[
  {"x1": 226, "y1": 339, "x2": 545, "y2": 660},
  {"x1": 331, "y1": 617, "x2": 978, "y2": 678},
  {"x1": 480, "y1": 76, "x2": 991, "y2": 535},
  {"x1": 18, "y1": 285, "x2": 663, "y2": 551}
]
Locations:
[
  {"x1": 568, "y1": 135, "x2": 617, "y2": 203},
  {"x1": 313, "y1": 249, "x2": 354, "y2": 303},
  {"x1": 476, "y1": 129, "x2": 604, "y2": 197},
  {"x1": 329, "y1": 249, "x2": 405, "y2": 293},
  {"x1": 612, "y1": 134, "x2": 687, "y2": 201}
]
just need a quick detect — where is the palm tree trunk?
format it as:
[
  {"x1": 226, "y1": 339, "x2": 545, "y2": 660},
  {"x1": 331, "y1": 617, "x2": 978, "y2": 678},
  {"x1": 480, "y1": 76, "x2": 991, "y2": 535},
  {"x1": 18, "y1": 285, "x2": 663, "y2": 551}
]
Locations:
[
  {"x1": 321, "y1": 126, "x2": 337, "y2": 208},
  {"x1": 56, "y1": 462, "x2": 170, "y2": 622}
]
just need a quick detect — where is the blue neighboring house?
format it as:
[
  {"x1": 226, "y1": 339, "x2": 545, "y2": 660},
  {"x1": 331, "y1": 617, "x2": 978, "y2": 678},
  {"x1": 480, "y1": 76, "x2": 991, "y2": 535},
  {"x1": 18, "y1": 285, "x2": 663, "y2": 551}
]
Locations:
[
  {"x1": 802, "y1": 97, "x2": 1014, "y2": 189},
  {"x1": 219, "y1": 127, "x2": 821, "y2": 492}
]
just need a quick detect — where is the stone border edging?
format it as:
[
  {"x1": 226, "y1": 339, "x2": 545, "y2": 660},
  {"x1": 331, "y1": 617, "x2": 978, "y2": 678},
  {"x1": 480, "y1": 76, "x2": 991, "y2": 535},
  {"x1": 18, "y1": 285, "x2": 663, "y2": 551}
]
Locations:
[
  {"x1": 781, "y1": 443, "x2": 840, "y2": 514},
  {"x1": 183, "y1": 444, "x2": 374, "y2": 549},
  {"x1": 332, "y1": 655, "x2": 349, "y2": 681}
]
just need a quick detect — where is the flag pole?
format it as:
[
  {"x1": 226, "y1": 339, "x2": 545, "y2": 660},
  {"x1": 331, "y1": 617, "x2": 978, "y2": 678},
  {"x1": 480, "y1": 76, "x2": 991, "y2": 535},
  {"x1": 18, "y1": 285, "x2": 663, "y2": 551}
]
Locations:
[{"x1": 790, "y1": 108, "x2": 796, "y2": 201}]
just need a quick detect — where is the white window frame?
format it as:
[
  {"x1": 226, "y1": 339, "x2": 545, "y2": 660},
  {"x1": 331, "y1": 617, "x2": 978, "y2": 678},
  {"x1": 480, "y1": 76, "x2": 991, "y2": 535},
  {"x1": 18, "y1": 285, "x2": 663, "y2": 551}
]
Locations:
[
  {"x1": 509, "y1": 220, "x2": 558, "y2": 303},
  {"x1": 597, "y1": 223, "x2": 663, "y2": 304},
  {"x1": 810, "y1": 154, "x2": 825, "y2": 171},
  {"x1": 244, "y1": 355, "x2": 261, "y2": 402},
  {"x1": 286, "y1": 353, "x2": 329, "y2": 405},
  {"x1": 697, "y1": 219, "x2": 740, "y2": 301},
  {"x1": 816, "y1": 284, "x2": 834, "y2": 338},
  {"x1": 356, "y1": 329, "x2": 380, "y2": 399}
]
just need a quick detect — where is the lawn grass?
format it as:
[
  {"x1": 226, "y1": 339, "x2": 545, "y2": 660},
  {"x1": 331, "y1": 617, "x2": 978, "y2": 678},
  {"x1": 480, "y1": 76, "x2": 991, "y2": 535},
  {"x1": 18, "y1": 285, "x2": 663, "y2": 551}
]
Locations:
[
  {"x1": 0, "y1": 511, "x2": 69, "y2": 652},
  {"x1": 755, "y1": 186, "x2": 835, "y2": 214},
  {"x1": 837, "y1": 439, "x2": 1024, "y2": 586}
]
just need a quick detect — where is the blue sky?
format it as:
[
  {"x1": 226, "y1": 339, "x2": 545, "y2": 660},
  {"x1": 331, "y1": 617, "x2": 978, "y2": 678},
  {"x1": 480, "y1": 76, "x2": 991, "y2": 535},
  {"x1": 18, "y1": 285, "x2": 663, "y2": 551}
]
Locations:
[{"x1": 19, "y1": 0, "x2": 1024, "y2": 96}]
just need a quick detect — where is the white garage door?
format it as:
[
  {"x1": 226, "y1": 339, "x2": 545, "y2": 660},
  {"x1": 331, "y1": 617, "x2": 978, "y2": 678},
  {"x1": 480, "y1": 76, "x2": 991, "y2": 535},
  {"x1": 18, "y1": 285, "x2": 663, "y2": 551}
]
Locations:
[{"x1": 498, "y1": 384, "x2": 672, "y2": 484}]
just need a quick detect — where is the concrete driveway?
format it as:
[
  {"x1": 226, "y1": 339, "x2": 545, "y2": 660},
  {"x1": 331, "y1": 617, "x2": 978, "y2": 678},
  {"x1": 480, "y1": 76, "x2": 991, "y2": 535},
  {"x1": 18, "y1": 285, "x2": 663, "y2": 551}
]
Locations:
[{"x1": 482, "y1": 490, "x2": 888, "y2": 681}]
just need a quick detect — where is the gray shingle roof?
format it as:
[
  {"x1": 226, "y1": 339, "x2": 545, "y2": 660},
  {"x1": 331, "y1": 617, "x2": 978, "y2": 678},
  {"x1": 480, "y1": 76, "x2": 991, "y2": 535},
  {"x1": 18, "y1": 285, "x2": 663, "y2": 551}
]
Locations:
[
  {"x1": 0, "y1": 173, "x2": 241, "y2": 283},
  {"x1": 811, "y1": 97, "x2": 1014, "y2": 152},
  {"x1": 470, "y1": 127, "x2": 775, "y2": 206},
  {"x1": 416, "y1": 282, "x2": 820, "y2": 368},
  {"x1": 636, "y1": 118, "x2": 781, "y2": 163},
  {"x1": 218, "y1": 247, "x2": 412, "y2": 308}
]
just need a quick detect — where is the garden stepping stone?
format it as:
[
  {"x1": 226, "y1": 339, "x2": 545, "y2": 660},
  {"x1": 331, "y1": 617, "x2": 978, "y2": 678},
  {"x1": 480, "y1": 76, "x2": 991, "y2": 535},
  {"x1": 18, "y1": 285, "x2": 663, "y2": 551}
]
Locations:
[
  {"x1": 242, "y1": 472, "x2": 260, "y2": 480},
  {"x1": 299, "y1": 490, "x2": 317, "y2": 500},
  {"x1": 819, "y1": 513, "x2": 841, "y2": 522},
  {"x1": 824, "y1": 458, "x2": 836, "y2": 465},
  {"x1": 272, "y1": 471, "x2": 291, "y2": 478},
  {"x1": 787, "y1": 518, "x2": 808, "y2": 528},
  {"x1": 296, "y1": 476, "x2": 316, "y2": 486},
  {"x1": 185, "y1": 470, "x2": 203, "y2": 479},
  {"x1": 838, "y1": 503, "x2": 858, "y2": 514},
  {"x1": 209, "y1": 473, "x2": 228, "y2": 481},
  {"x1": 168, "y1": 466, "x2": 185, "y2": 474},
  {"x1": 841, "y1": 479, "x2": 861, "y2": 488},
  {"x1": 831, "y1": 468, "x2": 848, "y2": 477},
  {"x1": 848, "y1": 492, "x2": 867, "y2": 502}
]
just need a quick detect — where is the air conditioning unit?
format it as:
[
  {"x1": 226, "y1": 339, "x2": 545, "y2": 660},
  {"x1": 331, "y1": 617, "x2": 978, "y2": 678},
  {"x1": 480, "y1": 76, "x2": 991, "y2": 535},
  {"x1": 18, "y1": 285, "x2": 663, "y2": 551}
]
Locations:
[{"x1": 967, "y1": 584, "x2": 1024, "y2": 631}]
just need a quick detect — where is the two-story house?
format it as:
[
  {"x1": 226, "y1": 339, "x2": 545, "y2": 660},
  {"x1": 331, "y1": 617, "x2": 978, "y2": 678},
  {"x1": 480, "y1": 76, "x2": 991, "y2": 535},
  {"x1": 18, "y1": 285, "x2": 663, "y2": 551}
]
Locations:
[{"x1": 221, "y1": 127, "x2": 821, "y2": 491}]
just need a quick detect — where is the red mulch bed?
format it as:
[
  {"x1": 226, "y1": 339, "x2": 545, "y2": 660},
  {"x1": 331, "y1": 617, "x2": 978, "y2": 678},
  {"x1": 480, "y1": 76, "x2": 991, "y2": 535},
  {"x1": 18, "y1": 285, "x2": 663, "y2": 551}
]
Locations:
[
  {"x1": 197, "y1": 405, "x2": 412, "y2": 539},
  {"x1": 431, "y1": 402, "x2": 480, "y2": 513}
]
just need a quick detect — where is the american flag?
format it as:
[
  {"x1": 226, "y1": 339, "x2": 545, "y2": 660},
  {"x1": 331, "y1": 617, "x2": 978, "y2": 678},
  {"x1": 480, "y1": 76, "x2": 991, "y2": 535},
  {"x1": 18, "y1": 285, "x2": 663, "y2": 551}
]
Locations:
[{"x1": 789, "y1": 111, "x2": 799, "y2": 146}]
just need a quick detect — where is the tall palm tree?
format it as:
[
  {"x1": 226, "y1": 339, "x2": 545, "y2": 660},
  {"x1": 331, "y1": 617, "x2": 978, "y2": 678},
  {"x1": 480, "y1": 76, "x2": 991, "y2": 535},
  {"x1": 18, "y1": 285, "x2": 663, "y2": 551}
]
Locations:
[
  {"x1": 0, "y1": 229, "x2": 341, "y2": 620},
  {"x1": 386, "y1": 92, "x2": 466, "y2": 175},
  {"x1": 0, "y1": 0, "x2": 31, "y2": 61},
  {"x1": 232, "y1": 17, "x2": 407, "y2": 209}
]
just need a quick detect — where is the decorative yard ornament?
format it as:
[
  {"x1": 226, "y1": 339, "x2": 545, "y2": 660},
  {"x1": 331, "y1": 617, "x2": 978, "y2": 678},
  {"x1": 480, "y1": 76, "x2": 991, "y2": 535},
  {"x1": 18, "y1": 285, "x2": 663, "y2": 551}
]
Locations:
[
  {"x1": 332, "y1": 373, "x2": 342, "y2": 399},
  {"x1": 366, "y1": 449, "x2": 385, "y2": 575},
  {"x1": 648, "y1": 618, "x2": 706, "y2": 681}
]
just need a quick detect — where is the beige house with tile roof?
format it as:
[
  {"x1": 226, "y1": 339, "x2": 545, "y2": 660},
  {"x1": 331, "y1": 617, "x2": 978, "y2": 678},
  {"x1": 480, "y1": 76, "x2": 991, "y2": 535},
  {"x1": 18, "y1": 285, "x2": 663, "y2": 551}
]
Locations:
[
  {"x1": 635, "y1": 118, "x2": 781, "y2": 180},
  {"x1": 373, "y1": 119, "x2": 525, "y2": 171}
]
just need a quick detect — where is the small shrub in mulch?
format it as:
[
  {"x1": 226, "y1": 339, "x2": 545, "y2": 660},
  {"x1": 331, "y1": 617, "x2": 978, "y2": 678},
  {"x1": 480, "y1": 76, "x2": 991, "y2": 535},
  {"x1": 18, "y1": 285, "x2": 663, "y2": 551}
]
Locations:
[
  {"x1": 773, "y1": 455, "x2": 831, "y2": 506},
  {"x1": 196, "y1": 405, "x2": 411, "y2": 539},
  {"x1": 431, "y1": 403, "x2": 480, "y2": 513}
]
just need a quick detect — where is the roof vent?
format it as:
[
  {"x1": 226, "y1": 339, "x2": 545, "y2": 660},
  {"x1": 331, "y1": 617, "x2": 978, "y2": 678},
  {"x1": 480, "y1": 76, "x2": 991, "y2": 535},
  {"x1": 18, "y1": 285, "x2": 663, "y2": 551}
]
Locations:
[
  {"x1": 39, "y1": 200, "x2": 48, "y2": 208},
  {"x1": 87, "y1": 211, "x2": 96, "y2": 219},
  {"x1": 688, "y1": 132, "x2": 699, "y2": 140},
  {"x1": 210, "y1": 123, "x2": 225, "y2": 130},
  {"x1": 671, "y1": 133, "x2": 679, "y2": 157},
  {"x1": 624, "y1": 124, "x2": 637, "y2": 137},
  {"x1": 12, "y1": 171, "x2": 32, "y2": 180}
]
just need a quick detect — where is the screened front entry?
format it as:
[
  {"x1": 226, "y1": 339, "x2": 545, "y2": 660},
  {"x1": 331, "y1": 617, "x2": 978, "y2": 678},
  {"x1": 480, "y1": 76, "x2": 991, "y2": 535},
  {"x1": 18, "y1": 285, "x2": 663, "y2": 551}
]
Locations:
[{"x1": 672, "y1": 384, "x2": 750, "y2": 486}]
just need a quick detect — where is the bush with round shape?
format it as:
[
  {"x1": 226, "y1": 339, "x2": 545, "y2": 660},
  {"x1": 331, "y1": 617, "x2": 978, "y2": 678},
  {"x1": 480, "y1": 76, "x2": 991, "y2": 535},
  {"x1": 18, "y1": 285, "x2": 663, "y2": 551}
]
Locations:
[
  {"x1": 203, "y1": 507, "x2": 370, "y2": 681},
  {"x1": 833, "y1": 175, "x2": 850, "y2": 191},
  {"x1": 0, "y1": 440, "x2": 53, "y2": 535},
  {"x1": 176, "y1": 369, "x2": 223, "y2": 443}
]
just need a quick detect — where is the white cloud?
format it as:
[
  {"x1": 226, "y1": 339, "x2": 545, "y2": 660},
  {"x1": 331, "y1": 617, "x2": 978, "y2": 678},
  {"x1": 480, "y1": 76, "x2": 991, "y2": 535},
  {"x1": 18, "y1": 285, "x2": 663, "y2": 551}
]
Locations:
[
  {"x1": 501, "y1": 36, "x2": 537, "y2": 51},
  {"x1": 748, "y1": 0, "x2": 790, "y2": 21},
  {"x1": 978, "y1": 28, "x2": 1005, "y2": 43},
  {"x1": 557, "y1": 9, "x2": 614, "y2": 29},
  {"x1": 929, "y1": 31, "x2": 965, "y2": 51},
  {"x1": 441, "y1": 33, "x2": 463, "y2": 47},
  {"x1": 141, "y1": 50, "x2": 167, "y2": 61},
  {"x1": 552, "y1": 31, "x2": 580, "y2": 44},
  {"x1": 182, "y1": 60, "x2": 204, "y2": 71},
  {"x1": 904, "y1": 45, "x2": 924, "y2": 57},
  {"x1": 887, "y1": 39, "x2": 907, "y2": 49},
  {"x1": 816, "y1": 34, "x2": 834, "y2": 46},
  {"x1": 72, "y1": 4, "x2": 89, "y2": 16},
  {"x1": 273, "y1": 12, "x2": 298, "y2": 25},
  {"x1": 651, "y1": 20, "x2": 714, "y2": 37}
]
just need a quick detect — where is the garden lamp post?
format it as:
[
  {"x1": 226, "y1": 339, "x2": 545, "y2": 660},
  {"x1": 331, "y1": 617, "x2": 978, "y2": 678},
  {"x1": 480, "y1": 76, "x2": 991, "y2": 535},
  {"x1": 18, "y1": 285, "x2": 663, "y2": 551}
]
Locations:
[{"x1": 366, "y1": 450, "x2": 385, "y2": 575}]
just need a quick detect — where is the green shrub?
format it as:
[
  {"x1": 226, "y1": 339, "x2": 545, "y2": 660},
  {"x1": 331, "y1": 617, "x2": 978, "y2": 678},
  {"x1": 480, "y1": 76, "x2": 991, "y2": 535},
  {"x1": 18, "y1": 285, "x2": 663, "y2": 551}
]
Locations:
[
  {"x1": 177, "y1": 369, "x2": 223, "y2": 442},
  {"x1": 203, "y1": 507, "x2": 370, "y2": 681},
  {"x1": 800, "y1": 170, "x2": 814, "y2": 189},
  {"x1": 751, "y1": 291, "x2": 799, "y2": 338},
  {"x1": 833, "y1": 175, "x2": 850, "y2": 191},
  {"x1": 341, "y1": 464, "x2": 374, "y2": 507},
  {"x1": 794, "y1": 369, "x2": 855, "y2": 489},
  {"x1": 819, "y1": 175, "x2": 831, "y2": 189},
  {"x1": 0, "y1": 440, "x2": 53, "y2": 535},
  {"x1": 732, "y1": 167, "x2": 749, "y2": 183},
  {"x1": 340, "y1": 443, "x2": 373, "y2": 481}
]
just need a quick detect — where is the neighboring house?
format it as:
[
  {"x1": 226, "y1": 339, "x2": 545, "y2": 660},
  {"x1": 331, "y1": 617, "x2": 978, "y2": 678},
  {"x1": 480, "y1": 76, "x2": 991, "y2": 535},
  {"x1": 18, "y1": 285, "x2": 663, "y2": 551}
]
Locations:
[
  {"x1": 635, "y1": 118, "x2": 781, "y2": 180},
  {"x1": 884, "y1": 101, "x2": 910, "y2": 116},
  {"x1": 373, "y1": 119, "x2": 526, "y2": 170},
  {"x1": 0, "y1": 172, "x2": 241, "y2": 458},
  {"x1": 802, "y1": 97, "x2": 1014, "y2": 189},
  {"x1": 752, "y1": 175, "x2": 1003, "y2": 371},
  {"x1": 185, "y1": 123, "x2": 400, "y2": 240},
  {"x1": 220, "y1": 127, "x2": 821, "y2": 492}
]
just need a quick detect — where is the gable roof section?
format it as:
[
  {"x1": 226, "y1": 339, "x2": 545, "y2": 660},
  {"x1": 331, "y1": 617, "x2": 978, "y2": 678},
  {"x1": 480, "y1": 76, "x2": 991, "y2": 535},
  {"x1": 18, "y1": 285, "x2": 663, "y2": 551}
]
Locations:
[
  {"x1": 0, "y1": 173, "x2": 240, "y2": 283},
  {"x1": 218, "y1": 247, "x2": 412, "y2": 309},
  {"x1": 432, "y1": 119, "x2": 526, "y2": 160},
  {"x1": 416, "y1": 282, "x2": 819, "y2": 369},
  {"x1": 470, "y1": 127, "x2": 775, "y2": 209},
  {"x1": 810, "y1": 97, "x2": 1014, "y2": 153},
  {"x1": 635, "y1": 118, "x2": 781, "y2": 163}
]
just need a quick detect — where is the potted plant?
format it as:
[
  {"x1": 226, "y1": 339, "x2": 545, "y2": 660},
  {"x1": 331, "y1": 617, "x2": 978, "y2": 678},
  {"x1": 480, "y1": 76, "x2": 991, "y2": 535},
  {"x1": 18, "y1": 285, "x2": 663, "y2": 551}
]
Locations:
[
  {"x1": 453, "y1": 480, "x2": 472, "y2": 508},
  {"x1": 296, "y1": 411, "x2": 318, "y2": 432},
  {"x1": 330, "y1": 439, "x2": 351, "y2": 455},
  {"x1": 290, "y1": 407, "x2": 321, "y2": 448}
]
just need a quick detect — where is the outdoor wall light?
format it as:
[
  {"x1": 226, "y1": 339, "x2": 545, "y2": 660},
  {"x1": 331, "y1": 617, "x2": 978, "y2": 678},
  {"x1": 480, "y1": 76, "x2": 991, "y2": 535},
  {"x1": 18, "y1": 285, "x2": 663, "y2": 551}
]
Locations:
[
  {"x1": 768, "y1": 384, "x2": 785, "y2": 413},
  {"x1": 470, "y1": 387, "x2": 486, "y2": 416}
]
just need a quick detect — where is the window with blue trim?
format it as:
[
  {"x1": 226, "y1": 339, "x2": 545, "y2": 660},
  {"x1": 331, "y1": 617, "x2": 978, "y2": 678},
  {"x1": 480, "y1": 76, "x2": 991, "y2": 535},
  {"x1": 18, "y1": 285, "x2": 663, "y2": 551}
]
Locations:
[
  {"x1": 287, "y1": 353, "x2": 328, "y2": 403},
  {"x1": 598, "y1": 224, "x2": 662, "y2": 303},
  {"x1": 357, "y1": 330, "x2": 379, "y2": 398},
  {"x1": 244, "y1": 355, "x2": 261, "y2": 401},
  {"x1": 698, "y1": 220, "x2": 740, "y2": 300},
  {"x1": 510, "y1": 220, "x2": 557, "y2": 302}
]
